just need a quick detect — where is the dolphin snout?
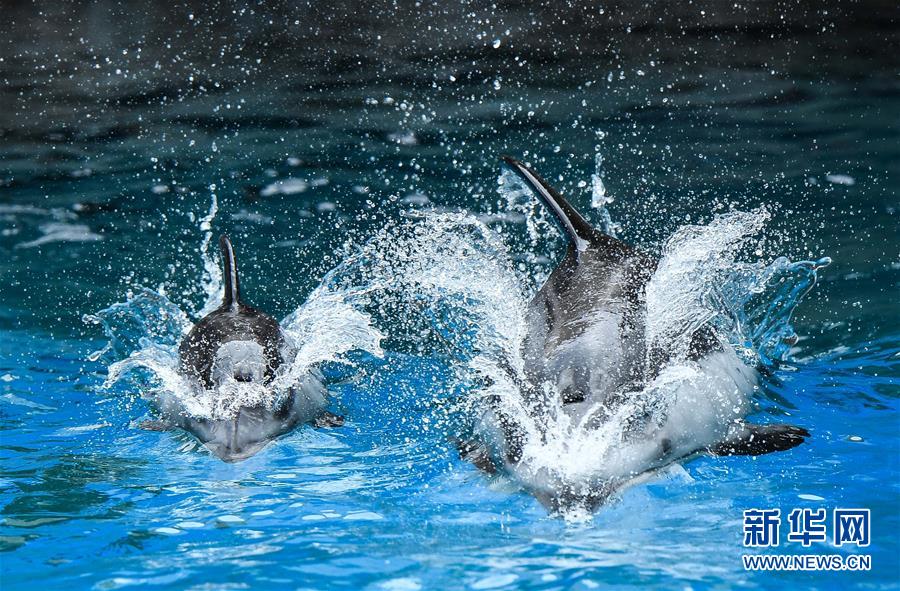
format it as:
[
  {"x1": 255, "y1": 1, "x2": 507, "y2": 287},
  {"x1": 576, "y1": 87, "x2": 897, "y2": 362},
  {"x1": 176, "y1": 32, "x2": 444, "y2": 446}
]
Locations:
[
  {"x1": 207, "y1": 435, "x2": 264, "y2": 462},
  {"x1": 188, "y1": 410, "x2": 270, "y2": 462}
]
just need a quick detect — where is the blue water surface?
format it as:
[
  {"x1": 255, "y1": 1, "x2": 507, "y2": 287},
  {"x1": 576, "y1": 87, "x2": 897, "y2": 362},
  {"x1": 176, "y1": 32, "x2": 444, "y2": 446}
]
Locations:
[{"x1": 1, "y1": 2, "x2": 898, "y2": 590}]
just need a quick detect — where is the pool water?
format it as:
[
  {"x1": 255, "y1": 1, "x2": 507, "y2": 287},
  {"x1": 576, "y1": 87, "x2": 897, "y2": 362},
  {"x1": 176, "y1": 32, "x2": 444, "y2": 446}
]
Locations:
[{"x1": 1, "y1": 3, "x2": 898, "y2": 590}]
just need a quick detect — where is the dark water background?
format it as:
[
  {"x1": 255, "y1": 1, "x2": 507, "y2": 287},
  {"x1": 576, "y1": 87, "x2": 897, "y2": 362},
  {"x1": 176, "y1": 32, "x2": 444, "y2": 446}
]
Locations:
[{"x1": 1, "y1": 2, "x2": 898, "y2": 589}]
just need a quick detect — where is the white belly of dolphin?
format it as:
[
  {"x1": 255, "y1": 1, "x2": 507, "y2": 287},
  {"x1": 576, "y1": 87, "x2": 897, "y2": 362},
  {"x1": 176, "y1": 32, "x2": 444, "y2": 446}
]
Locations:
[
  {"x1": 651, "y1": 349, "x2": 758, "y2": 460},
  {"x1": 590, "y1": 348, "x2": 758, "y2": 482}
]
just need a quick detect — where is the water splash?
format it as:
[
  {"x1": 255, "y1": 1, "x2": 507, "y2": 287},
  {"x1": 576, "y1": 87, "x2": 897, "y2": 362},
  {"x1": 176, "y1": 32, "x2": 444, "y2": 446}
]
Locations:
[
  {"x1": 713, "y1": 255, "x2": 831, "y2": 368},
  {"x1": 310, "y1": 211, "x2": 526, "y2": 363},
  {"x1": 83, "y1": 288, "x2": 190, "y2": 362},
  {"x1": 589, "y1": 152, "x2": 618, "y2": 237},
  {"x1": 647, "y1": 207, "x2": 830, "y2": 370},
  {"x1": 88, "y1": 181, "x2": 826, "y2": 514},
  {"x1": 196, "y1": 192, "x2": 224, "y2": 317},
  {"x1": 92, "y1": 199, "x2": 384, "y2": 421},
  {"x1": 323, "y1": 203, "x2": 827, "y2": 517},
  {"x1": 645, "y1": 208, "x2": 769, "y2": 366}
]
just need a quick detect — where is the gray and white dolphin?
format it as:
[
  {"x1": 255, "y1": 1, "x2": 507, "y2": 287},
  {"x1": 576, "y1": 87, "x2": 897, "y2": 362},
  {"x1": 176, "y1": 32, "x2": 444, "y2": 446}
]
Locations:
[
  {"x1": 148, "y1": 235, "x2": 340, "y2": 462},
  {"x1": 459, "y1": 157, "x2": 809, "y2": 511}
]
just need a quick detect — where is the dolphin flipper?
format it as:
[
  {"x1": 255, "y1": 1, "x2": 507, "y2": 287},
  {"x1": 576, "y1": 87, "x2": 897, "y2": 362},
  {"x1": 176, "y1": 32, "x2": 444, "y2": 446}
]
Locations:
[
  {"x1": 710, "y1": 423, "x2": 809, "y2": 456},
  {"x1": 501, "y1": 156, "x2": 633, "y2": 261}
]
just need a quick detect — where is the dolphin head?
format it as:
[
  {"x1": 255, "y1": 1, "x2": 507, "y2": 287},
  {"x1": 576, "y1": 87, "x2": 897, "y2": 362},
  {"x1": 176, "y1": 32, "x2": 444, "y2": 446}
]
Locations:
[
  {"x1": 210, "y1": 340, "x2": 268, "y2": 386},
  {"x1": 186, "y1": 340, "x2": 292, "y2": 461},
  {"x1": 185, "y1": 404, "x2": 287, "y2": 462},
  {"x1": 173, "y1": 235, "x2": 316, "y2": 462},
  {"x1": 178, "y1": 390, "x2": 298, "y2": 462}
]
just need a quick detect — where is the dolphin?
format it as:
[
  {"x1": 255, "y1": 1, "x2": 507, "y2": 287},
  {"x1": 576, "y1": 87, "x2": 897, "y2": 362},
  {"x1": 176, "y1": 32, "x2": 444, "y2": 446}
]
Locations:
[
  {"x1": 458, "y1": 157, "x2": 809, "y2": 511},
  {"x1": 146, "y1": 235, "x2": 341, "y2": 462}
]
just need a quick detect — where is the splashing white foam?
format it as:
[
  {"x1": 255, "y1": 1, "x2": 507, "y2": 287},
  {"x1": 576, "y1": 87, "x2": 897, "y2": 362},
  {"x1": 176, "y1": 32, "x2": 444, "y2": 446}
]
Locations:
[
  {"x1": 646, "y1": 208, "x2": 769, "y2": 364},
  {"x1": 589, "y1": 152, "x2": 618, "y2": 237},
  {"x1": 92, "y1": 181, "x2": 825, "y2": 513},
  {"x1": 95, "y1": 196, "x2": 384, "y2": 421},
  {"x1": 196, "y1": 193, "x2": 224, "y2": 318},
  {"x1": 320, "y1": 204, "x2": 824, "y2": 516}
]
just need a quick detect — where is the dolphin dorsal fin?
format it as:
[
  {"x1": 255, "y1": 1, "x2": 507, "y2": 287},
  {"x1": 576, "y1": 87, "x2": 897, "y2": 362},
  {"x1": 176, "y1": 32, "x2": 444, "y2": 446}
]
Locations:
[
  {"x1": 219, "y1": 234, "x2": 241, "y2": 311},
  {"x1": 502, "y1": 156, "x2": 632, "y2": 262}
]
